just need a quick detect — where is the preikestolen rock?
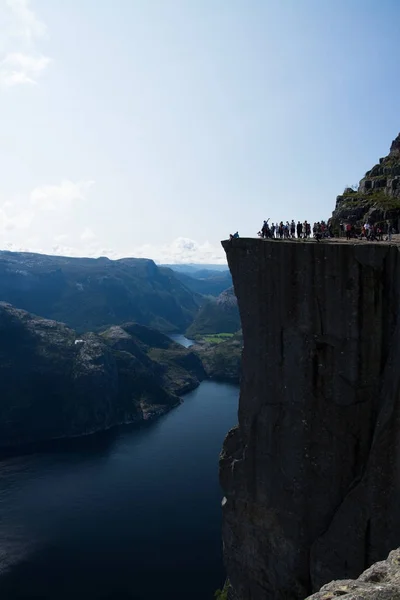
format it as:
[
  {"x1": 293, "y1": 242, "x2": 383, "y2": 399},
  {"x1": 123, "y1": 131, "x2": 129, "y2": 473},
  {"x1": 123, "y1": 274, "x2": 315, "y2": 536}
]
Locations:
[{"x1": 220, "y1": 238, "x2": 400, "y2": 600}]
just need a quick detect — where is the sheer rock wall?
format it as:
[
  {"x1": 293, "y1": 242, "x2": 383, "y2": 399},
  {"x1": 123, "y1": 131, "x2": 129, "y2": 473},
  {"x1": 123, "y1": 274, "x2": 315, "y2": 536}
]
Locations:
[{"x1": 220, "y1": 238, "x2": 400, "y2": 599}]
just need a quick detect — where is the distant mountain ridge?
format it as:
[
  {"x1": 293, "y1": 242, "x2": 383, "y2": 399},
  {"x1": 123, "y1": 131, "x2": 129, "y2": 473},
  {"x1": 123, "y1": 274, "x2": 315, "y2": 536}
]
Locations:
[
  {"x1": 171, "y1": 269, "x2": 233, "y2": 297},
  {"x1": 0, "y1": 251, "x2": 200, "y2": 333},
  {"x1": 160, "y1": 263, "x2": 228, "y2": 273}
]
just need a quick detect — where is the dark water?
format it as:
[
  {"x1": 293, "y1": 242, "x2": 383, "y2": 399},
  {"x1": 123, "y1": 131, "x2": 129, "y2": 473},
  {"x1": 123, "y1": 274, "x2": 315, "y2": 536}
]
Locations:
[
  {"x1": 0, "y1": 381, "x2": 238, "y2": 600},
  {"x1": 168, "y1": 333, "x2": 194, "y2": 348}
]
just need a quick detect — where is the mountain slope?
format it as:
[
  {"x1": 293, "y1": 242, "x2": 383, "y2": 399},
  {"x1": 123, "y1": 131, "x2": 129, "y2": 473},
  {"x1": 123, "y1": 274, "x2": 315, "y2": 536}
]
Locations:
[
  {"x1": 0, "y1": 251, "x2": 199, "y2": 333},
  {"x1": 195, "y1": 331, "x2": 242, "y2": 383},
  {"x1": 186, "y1": 287, "x2": 241, "y2": 337},
  {"x1": 331, "y1": 133, "x2": 400, "y2": 229},
  {"x1": 0, "y1": 304, "x2": 204, "y2": 448},
  {"x1": 172, "y1": 269, "x2": 233, "y2": 296}
]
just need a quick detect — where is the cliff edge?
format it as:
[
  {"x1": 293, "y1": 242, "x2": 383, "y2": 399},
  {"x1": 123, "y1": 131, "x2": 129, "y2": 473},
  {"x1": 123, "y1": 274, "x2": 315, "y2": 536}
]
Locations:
[{"x1": 220, "y1": 238, "x2": 400, "y2": 599}]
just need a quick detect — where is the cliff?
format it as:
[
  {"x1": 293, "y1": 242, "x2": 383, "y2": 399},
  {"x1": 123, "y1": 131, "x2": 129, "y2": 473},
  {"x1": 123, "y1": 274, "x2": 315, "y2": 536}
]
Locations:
[
  {"x1": 0, "y1": 304, "x2": 204, "y2": 448},
  {"x1": 220, "y1": 237, "x2": 400, "y2": 599},
  {"x1": 331, "y1": 133, "x2": 400, "y2": 229},
  {"x1": 306, "y1": 548, "x2": 400, "y2": 599}
]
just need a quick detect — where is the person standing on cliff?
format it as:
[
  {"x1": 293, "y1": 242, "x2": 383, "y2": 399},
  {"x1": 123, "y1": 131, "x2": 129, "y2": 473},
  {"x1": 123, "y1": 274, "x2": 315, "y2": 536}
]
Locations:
[
  {"x1": 297, "y1": 221, "x2": 302, "y2": 238},
  {"x1": 261, "y1": 220, "x2": 269, "y2": 238},
  {"x1": 386, "y1": 220, "x2": 393, "y2": 242}
]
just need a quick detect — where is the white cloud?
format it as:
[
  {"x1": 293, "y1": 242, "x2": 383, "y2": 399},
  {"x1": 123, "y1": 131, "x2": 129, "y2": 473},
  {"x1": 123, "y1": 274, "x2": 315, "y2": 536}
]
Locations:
[
  {"x1": 80, "y1": 227, "x2": 96, "y2": 241},
  {"x1": 132, "y1": 237, "x2": 226, "y2": 264},
  {"x1": 0, "y1": 204, "x2": 34, "y2": 232},
  {"x1": 38, "y1": 238, "x2": 226, "y2": 264},
  {"x1": 6, "y1": 0, "x2": 46, "y2": 43},
  {"x1": 54, "y1": 233, "x2": 69, "y2": 243},
  {"x1": 0, "y1": 0, "x2": 51, "y2": 87},
  {"x1": 30, "y1": 180, "x2": 95, "y2": 210},
  {"x1": 0, "y1": 182, "x2": 225, "y2": 264},
  {"x1": 0, "y1": 52, "x2": 51, "y2": 86},
  {"x1": 0, "y1": 179, "x2": 94, "y2": 248}
]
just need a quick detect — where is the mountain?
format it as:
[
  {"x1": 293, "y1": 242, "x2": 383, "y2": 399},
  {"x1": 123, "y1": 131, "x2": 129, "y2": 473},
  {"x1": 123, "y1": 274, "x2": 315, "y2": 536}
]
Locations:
[
  {"x1": 331, "y1": 133, "x2": 400, "y2": 229},
  {"x1": 195, "y1": 331, "x2": 242, "y2": 383},
  {"x1": 186, "y1": 287, "x2": 241, "y2": 337},
  {"x1": 101, "y1": 322, "x2": 206, "y2": 395},
  {"x1": 161, "y1": 263, "x2": 228, "y2": 274},
  {"x1": 171, "y1": 269, "x2": 233, "y2": 296},
  {"x1": 0, "y1": 251, "x2": 199, "y2": 333},
  {"x1": 0, "y1": 303, "x2": 205, "y2": 449}
]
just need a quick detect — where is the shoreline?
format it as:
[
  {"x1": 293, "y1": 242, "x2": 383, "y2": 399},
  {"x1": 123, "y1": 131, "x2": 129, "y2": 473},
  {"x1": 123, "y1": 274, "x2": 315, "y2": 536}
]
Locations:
[{"x1": 0, "y1": 376, "x2": 239, "y2": 457}]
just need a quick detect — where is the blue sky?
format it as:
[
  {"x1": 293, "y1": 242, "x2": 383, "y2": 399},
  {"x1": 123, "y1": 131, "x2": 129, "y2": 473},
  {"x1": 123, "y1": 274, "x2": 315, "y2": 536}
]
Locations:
[{"x1": 1, "y1": 0, "x2": 399, "y2": 263}]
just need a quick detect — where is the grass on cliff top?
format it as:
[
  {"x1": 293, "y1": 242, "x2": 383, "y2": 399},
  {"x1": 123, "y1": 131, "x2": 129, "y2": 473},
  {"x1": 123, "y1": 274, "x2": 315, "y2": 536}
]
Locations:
[{"x1": 340, "y1": 190, "x2": 400, "y2": 211}]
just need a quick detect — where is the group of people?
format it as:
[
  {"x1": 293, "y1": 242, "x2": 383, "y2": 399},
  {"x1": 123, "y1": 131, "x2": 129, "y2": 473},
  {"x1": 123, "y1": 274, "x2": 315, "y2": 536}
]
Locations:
[
  {"x1": 258, "y1": 219, "x2": 333, "y2": 241},
  {"x1": 229, "y1": 219, "x2": 396, "y2": 243},
  {"x1": 342, "y1": 221, "x2": 393, "y2": 242}
]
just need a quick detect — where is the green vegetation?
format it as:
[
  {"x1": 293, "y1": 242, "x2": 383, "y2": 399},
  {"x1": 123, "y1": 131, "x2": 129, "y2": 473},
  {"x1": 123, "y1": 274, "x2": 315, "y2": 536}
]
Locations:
[
  {"x1": 215, "y1": 580, "x2": 231, "y2": 600},
  {"x1": 339, "y1": 190, "x2": 400, "y2": 212},
  {"x1": 199, "y1": 333, "x2": 234, "y2": 344},
  {"x1": 195, "y1": 332, "x2": 242, "y2": 383}
]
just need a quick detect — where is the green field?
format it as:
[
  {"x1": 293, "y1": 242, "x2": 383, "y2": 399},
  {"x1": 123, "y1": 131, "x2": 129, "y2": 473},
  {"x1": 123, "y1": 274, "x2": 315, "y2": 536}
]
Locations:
[{"x1": 200, "y1": 333, "x2": 235, "y2": 344}]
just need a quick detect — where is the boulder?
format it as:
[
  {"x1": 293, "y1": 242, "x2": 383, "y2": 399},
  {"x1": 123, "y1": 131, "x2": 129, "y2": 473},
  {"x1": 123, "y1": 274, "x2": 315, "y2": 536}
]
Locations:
[{"x1": 306, "y1": 549, "x2": 400, "y2": 599}]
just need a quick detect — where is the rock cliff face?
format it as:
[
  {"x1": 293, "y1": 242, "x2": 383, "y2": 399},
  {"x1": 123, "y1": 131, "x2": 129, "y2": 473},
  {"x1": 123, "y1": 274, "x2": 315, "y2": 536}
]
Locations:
[
  {"x1": 306, "y1": 549, "x2": 400, "y2": 599},
  {"x1": 0, "y1": 304, "x2": 204, "y2": 448},
  {"x1": 220, "y1": 238, "x2": 400, "y2": 599},
  {"x1": 331, "y1": 133, "x2": 400, "y2": 229}
]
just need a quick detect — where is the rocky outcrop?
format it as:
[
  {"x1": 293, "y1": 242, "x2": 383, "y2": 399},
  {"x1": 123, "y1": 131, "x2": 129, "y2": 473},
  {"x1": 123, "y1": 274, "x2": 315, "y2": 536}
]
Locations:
[
  {"x1": 306, "y1": 549, "x2": 400, "y2": 599},
  {"x1": 0, "y1": 304, "x2": 203, "y2": 448},
  {"x1": 195, "y1": 332, "x2": 242, "y2": 383},
  {"x1": 186, "y1": 287, "x2": 240, "y2": 337},
  {"x1": 331, "y1": 133, "x2": 400, "y2": 229},
  {"x1": 220, "y1": 238, "x2": 400, "y2": 599}
]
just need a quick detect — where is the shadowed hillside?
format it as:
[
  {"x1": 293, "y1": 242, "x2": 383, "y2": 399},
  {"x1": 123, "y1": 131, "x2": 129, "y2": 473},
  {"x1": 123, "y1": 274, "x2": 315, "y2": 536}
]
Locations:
[
  {"x1": 186, "y1": 287, "x2": 240, "y2": 337},
  {"x1": 0, "y1": 251, "x2": 200, "y2": 333},
  {"x1": 0, "y1": 303, "x2": 205, "y2": 448}
]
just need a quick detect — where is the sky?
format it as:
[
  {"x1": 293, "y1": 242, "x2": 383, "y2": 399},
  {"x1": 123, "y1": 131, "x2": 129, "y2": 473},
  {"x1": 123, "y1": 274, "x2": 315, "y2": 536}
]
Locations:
[{"x1": 1, "y1": 0, "x2": 400, "y2": 264}]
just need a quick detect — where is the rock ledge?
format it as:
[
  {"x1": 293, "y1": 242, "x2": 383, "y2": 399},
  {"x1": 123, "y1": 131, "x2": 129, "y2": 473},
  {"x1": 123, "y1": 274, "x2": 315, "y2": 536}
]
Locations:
[{"x1": 307, "y1": 549, "x2": 400, "y2": 599}]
